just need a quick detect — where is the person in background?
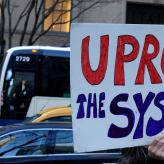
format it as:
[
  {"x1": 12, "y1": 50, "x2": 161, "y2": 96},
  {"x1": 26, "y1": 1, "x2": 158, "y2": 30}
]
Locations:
[{"x1": 14, "y1": 80, "x2": 33, "y2": 119}]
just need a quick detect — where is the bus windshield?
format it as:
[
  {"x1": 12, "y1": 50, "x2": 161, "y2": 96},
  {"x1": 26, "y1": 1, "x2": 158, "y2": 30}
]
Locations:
[{"x1": 1, "y1": 49, "x2": 70, "y2": 120}]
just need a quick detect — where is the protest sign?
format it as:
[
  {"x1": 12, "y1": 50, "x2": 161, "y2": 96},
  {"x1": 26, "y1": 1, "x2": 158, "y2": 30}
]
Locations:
[{"x1": 70, "y1": 23, "x2": 164, "y2": 152}]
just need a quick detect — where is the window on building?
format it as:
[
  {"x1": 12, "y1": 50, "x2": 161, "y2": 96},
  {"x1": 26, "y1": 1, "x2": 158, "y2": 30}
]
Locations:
[
  {"x1": 44, "y1": 0, "x2": 71, "y2": 32},
  {"x1": 126, "y1": 2, "x2": 164, "y2": 24}
]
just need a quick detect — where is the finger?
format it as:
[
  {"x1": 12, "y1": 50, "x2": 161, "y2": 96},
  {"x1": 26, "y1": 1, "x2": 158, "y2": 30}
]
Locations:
[
  {"x1": 149, "y1": 139, "x2": 163, "y2": 152},
  {"x1": 160, "y1": 136, "x2": 164, "y2": 144},
  {"x1": 149, "y1": 146, "x2": 164, "y2": 160},
  {"x1": 150, "y1": 135, "x2": 164, "y2": 147}
]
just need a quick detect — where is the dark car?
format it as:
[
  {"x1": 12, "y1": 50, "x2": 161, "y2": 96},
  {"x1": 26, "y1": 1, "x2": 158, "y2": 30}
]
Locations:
[{"x1": 0, "y1": 122, "x2": 121, "y2": 164}]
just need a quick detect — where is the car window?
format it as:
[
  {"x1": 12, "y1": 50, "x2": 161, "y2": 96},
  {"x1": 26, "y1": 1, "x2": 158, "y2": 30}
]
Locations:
[
  {"x1": 0, "y1": 129, "x2": 49, "y2": 156},
  {"x1": 0, "y1": 128, "x2": 73, "y2": 156},
  {"x1": 55, "y1": 130, "x2": 73, "y2": 153},
  {"x1": 40, "y1": 129, "x2": 73, "y2": 154},
  {"x1": 43, "y1": 116, "x2": 72, "y2": 123}
]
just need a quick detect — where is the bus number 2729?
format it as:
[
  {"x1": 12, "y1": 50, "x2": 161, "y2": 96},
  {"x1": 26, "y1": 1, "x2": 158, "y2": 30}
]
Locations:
[{"x1": 15, "y1": 56, "x2": 30, "y2": 62}]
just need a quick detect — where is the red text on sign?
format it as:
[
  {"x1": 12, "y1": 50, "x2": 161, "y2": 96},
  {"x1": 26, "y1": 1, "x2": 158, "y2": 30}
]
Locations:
[{"x1": 81, "y1": 34, "x2": 164, "y2": 85}]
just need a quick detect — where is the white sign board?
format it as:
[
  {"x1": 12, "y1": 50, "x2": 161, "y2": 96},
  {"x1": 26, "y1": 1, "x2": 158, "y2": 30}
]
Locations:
[{"x1": 70, "y1": 23, "x2": 164, "y2": 153}]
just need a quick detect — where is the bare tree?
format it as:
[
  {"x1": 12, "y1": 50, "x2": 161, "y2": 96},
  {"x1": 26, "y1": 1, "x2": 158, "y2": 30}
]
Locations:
[
  {"x1": 0, "y1": 0, "x2": 7, "y2": 56},
  {"x1": 0, "y1": 0, "x2": 102, "y2": 57}
]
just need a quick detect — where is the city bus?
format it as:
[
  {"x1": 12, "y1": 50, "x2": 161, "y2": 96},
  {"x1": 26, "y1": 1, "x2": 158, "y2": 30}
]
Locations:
[{"x1": 0, "y1": 46, "x2": 70, "y2": 124}]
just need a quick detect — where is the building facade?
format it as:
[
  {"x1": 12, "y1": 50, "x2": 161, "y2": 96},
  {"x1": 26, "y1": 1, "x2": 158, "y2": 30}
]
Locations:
[{"x1": 1, "y1": 0, "x2": 164, "y2": 54}]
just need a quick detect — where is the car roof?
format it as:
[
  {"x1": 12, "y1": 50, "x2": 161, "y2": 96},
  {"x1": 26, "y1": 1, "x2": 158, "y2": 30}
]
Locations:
[
  {"x1": 38, "y1": 106, "x2": 71, "y2": 115},
  {"x1": 0, "y1": 122, "x2": 72, "y2": 136},
  {"x1": 36, "y1": 107, "x2": 71, "y2": 119},
  {"x1": 31, "y1": 106, "x2": 72, "y2": 123},
  {"x1": 39, "y1": 108, "x2": 71, "y2": 117}
]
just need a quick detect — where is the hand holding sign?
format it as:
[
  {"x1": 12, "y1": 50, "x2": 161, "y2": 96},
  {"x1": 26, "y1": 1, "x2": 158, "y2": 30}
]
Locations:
[{"x1": 148, "y1": 135, "x2": 164, "y2": 160}]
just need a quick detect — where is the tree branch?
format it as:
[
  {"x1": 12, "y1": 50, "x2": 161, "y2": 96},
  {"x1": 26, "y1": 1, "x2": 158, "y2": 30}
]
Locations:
[
  {"x1": 70, "y1": 0, "x2": 101, "y2": 23},
  {"x1": 19, "y1": 0, "x2": 35, "y2": 45},
  {"x1": 28, "y1": 0, "x2": 44, "y2": 45},
  {"x1": 31, "y1": 0, "x2": 101, "y2": 44},
  {"x1": 1, "y1": 0, "x2": 120, "y2": 51},
  {"x1": 7, "y1": 0, "x2": 12, "y2": 48},
  {"x1": 0, "y1": 0, "x2": 7, "y2": 54},
  {"x1": 11, "y1": 0, "x2": 33, "y2": 36},
  {"x1": 34, "y1": 0, "x2": 60, "y2": 31}
]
